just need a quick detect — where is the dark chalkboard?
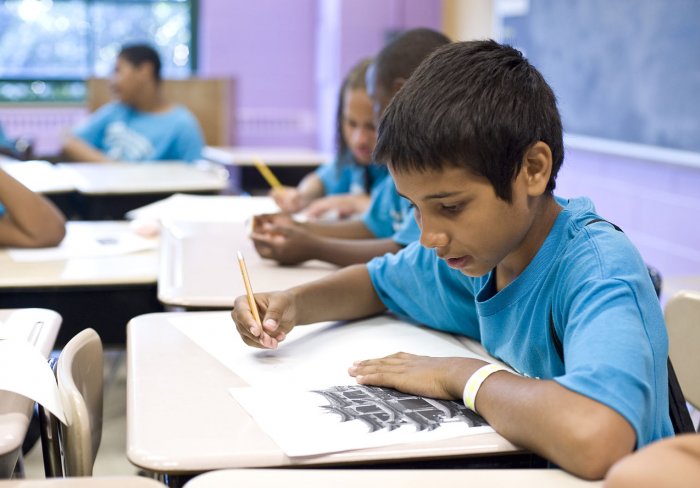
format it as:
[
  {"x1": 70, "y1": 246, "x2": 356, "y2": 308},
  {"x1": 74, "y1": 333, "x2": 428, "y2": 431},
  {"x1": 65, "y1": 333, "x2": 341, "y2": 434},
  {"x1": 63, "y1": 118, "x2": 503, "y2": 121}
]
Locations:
[{"x1": 501, "y1": 0, "x2": 700, "y2": 152}]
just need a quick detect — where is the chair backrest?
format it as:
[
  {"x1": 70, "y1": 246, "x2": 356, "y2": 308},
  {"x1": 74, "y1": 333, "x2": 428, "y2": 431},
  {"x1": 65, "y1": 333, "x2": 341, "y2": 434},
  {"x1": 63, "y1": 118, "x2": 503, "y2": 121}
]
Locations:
[
  {"x1": 86, "y1": 78, "x2": 235, "y2": 147},
  {"x1": 40, "y1": 328, "x2": 104, "y2": 477},
  {"x1": 665, "y1": 290, "x2": 700, "y2": 410}
]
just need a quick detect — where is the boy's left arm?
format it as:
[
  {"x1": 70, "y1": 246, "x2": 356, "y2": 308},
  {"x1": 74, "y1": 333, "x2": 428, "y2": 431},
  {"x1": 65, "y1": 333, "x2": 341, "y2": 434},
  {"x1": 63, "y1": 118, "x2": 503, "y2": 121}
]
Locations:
[{"x1": 350, "y1": 355, "x2": 634, "y2": 480}]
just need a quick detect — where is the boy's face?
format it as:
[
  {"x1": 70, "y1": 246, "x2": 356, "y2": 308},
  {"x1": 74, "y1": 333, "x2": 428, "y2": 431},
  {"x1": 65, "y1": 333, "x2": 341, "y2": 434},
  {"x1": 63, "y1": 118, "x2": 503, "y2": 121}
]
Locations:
[
  {"x1": 391, "y1": 163, "x2": 542, "y2": 279},
  {"x1": 110, "y1": 57, "x2": 151, "y2": 105}
]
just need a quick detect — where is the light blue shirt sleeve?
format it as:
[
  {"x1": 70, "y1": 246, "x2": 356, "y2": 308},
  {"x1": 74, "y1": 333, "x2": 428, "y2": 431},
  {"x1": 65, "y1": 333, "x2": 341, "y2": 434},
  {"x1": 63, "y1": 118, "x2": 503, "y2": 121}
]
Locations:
[
  {"x1": 362, "y1": 177, "x2": 420, "y2": 245},
  {"x1": 73, "y1": 102, "x2": 120, "y2": 149},
  {"x1": 314, "y1": 154, "x2": 353, "y2": 194}
]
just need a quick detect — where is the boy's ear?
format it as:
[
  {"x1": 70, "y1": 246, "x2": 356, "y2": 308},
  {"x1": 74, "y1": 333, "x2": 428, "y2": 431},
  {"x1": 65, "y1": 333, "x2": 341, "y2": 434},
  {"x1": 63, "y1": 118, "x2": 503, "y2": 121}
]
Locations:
[{"x1": 522, "y1": 141, "x2": 552, "y2": 197}]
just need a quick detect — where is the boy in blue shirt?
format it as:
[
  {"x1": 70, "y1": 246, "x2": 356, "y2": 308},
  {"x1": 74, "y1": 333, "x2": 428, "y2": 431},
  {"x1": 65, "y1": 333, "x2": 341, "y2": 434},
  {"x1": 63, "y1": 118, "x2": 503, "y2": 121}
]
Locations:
[
  {"x1": 251, "y1": 28, "x2": 450, "y2": 267},
  {"x1": 232, "y1": 40, "x2": 673, "y2": 479},
  {"x1": 62, "y1": 44, "x2": 204, "y2": 163}
]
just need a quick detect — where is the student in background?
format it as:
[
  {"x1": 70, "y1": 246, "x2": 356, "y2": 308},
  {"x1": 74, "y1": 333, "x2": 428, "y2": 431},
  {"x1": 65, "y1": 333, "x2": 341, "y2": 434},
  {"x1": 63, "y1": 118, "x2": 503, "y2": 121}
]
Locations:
[
  {"x1": 251, "y1": 28, "x2": 450, "y2": 267},
  {"x1": 0, "y1": 168, "x2": 65, "y2": 247},
  {"x1": 232, "y1": 41, "x2": 672, "y2": 479},
  {"x1": 62, "y1": 43, "x2": 204, "y2": 163},
  {"x1": 272, "y1": 58, "x2": 386, "y2": 218},
  {"x1": 604, "y1": 434, "x2": 700, "y2": 487}
]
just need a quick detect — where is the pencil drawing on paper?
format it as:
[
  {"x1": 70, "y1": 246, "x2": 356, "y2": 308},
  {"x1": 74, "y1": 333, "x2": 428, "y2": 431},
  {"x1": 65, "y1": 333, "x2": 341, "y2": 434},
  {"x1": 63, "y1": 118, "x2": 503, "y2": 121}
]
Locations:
[{"x1": 312, "y1": 385, "x2": 488, "y2": 433}]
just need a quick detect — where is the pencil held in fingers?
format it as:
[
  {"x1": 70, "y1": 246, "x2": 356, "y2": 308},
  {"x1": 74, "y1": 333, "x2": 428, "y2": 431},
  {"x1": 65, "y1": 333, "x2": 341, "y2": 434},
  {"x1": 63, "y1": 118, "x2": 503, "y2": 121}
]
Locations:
[
  {"x1": 253, "y1": 156, "x2": 283, "y2": 190},
  {"x1": 237, "y1": 250, "x2": 262, "y2": 327}
]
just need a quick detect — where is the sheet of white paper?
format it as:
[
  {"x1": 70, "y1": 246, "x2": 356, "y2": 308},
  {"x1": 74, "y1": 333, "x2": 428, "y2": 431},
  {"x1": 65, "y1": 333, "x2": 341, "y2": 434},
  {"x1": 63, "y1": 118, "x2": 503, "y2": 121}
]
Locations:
[
  {"x1": 125, "y1": 194, "x2": 279, "y2": 223},
  {"x1": 6, "y1": 224, "x2": 157, "y2": 262},
  {"x1": 0, "y1": 339, "x2": 66, "y2": 424},
  {"x1": 170, "y1": 314, "x2": 498, "y2": 389},
  {"x1": 230, "y1": 384, "x2": 493, "y2": 457}
]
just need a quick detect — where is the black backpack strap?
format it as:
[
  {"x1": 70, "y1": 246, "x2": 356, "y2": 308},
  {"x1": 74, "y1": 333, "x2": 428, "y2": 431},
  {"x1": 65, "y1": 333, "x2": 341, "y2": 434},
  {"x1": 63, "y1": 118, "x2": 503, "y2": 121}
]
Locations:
[
  {"x1": 548, "y1": 218, "x2": 695, "y2": 434},
  {"x1": 667, "y1": 359, "x2": 696, "y2": 433}
]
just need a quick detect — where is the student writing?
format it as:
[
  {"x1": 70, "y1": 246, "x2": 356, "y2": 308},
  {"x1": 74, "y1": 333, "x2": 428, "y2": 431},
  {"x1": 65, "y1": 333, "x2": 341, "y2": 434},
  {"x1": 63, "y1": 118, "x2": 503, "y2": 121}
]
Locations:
[
  {"x1": 272, "y1": 58, "x2": 386, "y2": 218},
  {"x1": 251, "y1": 28, "x2": 450, "y2": 267},
  {"x1": 62, "y1": 44, "x2": 204, "y2": 163},
  {"x1": 232, "y1": 40, "x2": 673, "y2": 479}
]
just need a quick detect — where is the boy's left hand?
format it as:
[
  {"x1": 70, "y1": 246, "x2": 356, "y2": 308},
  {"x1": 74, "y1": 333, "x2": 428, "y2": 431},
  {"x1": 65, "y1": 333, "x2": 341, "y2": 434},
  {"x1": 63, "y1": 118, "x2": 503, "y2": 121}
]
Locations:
[{"x1": 348, "y1": 352, "x2": 486, "y2": 400}]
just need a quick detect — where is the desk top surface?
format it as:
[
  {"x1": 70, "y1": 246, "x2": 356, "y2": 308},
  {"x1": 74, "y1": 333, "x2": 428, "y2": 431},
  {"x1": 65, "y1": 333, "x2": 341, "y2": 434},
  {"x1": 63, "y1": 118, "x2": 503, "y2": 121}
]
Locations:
[
  {"x1": 126, "y1": 311, "x2": 517, "y2": 474},
  {"x1": 0, "y1": 477, "x2": 165, "y2": 487},
  {"x1": 56, "y1": 161, "x2": 229, "y2": 195},
  {"x1": 0, "y1": 308, "x2": 62, "y2": 474},
  {"x1": 157, "y1": 220, "x2": 335, "y2": 307},
  {"x1": 0, "y1": 221, "x2": 158, "y2": 288},
  {"x1": 0, "y1": 160, "x2": 75, "y2": 194},
  {"x1": 184, "y1": 468, "x2": 602, "y2": 488},
  {"x1": 203, "y1": 146, "x2": 331, "y2": 167}
]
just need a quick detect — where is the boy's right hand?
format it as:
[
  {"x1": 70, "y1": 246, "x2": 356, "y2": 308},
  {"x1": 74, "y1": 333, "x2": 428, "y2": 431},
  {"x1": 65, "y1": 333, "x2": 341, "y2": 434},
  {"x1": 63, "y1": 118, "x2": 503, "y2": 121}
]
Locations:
[
  {"x1": 270, "y1": 187, "x2": 307, "y2": 213},
  {"x1": 251, "y1": 212, "x2": 298, "y2": 234},
  {"x1": 232, "y1": 291, "x2": 299, "y2": 349}
]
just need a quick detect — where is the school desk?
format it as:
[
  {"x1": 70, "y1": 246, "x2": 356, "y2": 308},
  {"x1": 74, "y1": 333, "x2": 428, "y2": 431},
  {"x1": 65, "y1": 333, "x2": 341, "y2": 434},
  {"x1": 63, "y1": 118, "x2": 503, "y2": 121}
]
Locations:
[
  {"x1": 0, "y1": 308, "x2": 62, "y2": 479},
  {"x1": 0, "y1": 478, "x2": 166, "y2": 487},
  {"x1": 0, "y1": 160, "x2": 76, "y2": 218},
  {"x1": 157, "y1": 220, "x2": 336, "y2": 309},
  {"x1": 0, "y1": 221, "x2": 161, "y2": 346},
  {"x1": 184, "y1": 468, "x2": 603, "y2": 488},
  {"x1": 202, "y1": 146, "x2": 331, "y2": 193},
  {"x1": 56, "y1": 162, "x2": 230, "y2": 220},
  {"x1": 126, "y1": 311, "x2": 528, "y2": 484}
]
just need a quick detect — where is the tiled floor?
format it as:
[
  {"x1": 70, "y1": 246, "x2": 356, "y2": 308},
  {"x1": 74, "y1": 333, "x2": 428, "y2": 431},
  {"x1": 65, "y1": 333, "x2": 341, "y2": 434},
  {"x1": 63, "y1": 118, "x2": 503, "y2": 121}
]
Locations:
[{"x1": 21, "y1": 348, "x2": 137, "y2": 478}]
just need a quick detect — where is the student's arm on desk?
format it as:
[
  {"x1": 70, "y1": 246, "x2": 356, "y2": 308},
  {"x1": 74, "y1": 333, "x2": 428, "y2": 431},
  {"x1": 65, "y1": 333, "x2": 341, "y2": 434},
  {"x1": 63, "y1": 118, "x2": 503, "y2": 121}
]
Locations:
[
  {"x1": 604, "y1": 434, "x2": 700, "y2": 488},
  {"x1": 0, "y1": 168, "x2": 66, "y2": 247},
  {"x1": 251, "y1": 224, "x2": 401, "y2": 266},
  {"x1": 304, "y1": 193, "x2": 371, "y2": 219},
  {"x1": 232, "y1": 264, "x2": 385, "y2": 349},
  {"x1": 349, "y1": 354, "x2": 635, "y2": 480},
  {"x1": 61, "y1": 136, "x2": 110, "y2": 162}
]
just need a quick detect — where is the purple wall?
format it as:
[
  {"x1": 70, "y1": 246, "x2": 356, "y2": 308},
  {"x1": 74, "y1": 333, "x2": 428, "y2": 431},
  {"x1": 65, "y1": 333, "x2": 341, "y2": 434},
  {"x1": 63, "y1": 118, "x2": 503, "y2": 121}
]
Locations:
[
  {"x1": 198, "y1": 0, "x2": 442, "y2": 150},
  {"x1": 557, "y1": 148, "x2": 700, "y2": 280}
]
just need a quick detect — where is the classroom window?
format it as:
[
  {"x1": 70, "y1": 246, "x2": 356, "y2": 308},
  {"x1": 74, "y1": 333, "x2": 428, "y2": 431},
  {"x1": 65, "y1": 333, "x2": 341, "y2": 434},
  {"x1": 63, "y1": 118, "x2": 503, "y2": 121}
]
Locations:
[{"x1": 0, "y1": 0, "x2": 196, "y2": 103}]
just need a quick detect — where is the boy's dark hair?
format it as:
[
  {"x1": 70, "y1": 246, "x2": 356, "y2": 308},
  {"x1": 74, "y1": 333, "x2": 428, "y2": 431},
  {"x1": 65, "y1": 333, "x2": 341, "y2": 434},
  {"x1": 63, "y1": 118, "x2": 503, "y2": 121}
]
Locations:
[
  {"x1": 118, "y1": 44, "x2": 162, "y2": 82},
  {"x1": 374, "y1": 40, "x2": 564, "y2": 202},
  {"x1": 373, "y1": 28, "x2": 451, "y2": 89},
  {"x1": 335, "y1": 57, "x2": 372, "y2": 160}
]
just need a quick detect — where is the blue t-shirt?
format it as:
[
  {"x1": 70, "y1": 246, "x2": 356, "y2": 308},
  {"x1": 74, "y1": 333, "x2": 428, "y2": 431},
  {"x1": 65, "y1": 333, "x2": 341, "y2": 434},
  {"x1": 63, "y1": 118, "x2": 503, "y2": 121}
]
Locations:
[
  {"x1": 0, "y1": 124, "x2": 12, "y2": 150},
  {"x1": 362, "y1": 176, "x2": 420, "y2": 246},
  {"x1": 315, "y1": 151, "x2": 388, "y2": 196},
  {"x1": 74, "y1": 102, "x2": 204, "y2": 162},
  {"x1": 367, "y1": 196, "x2": 673, "y2": 448}
]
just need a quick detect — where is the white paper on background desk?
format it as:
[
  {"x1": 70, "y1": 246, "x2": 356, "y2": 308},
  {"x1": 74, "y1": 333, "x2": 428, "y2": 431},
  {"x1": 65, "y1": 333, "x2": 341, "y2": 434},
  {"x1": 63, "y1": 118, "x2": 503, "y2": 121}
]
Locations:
[
  {"x1": 170, "y1": 314, "x2": 500, "y2": 389},
  {"x1": 125, "y1": 193, "x2": 280, "y2": 223},
  {"x1": 0, "y1": 339, "x2": 66, "y2": 424},
  {"x1": 230, "y1": 384, "x2": 493, "y2": 457},
  {"x1": 6, "y1": 224, "x2": 157, "y2": 262}
]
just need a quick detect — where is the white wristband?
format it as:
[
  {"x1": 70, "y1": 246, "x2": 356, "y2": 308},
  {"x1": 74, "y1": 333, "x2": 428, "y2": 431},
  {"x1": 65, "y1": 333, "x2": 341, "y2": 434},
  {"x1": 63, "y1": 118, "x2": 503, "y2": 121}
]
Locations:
[{"x1": 462, "y1": 363, "x2": 509, "y2": 413}]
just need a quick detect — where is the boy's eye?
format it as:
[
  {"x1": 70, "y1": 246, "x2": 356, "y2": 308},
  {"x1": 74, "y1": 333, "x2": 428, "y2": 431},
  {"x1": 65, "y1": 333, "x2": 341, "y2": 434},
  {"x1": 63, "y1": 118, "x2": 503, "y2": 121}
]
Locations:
[{"x1": 440, "y1": 203, "x2": 462, "y2": 214}]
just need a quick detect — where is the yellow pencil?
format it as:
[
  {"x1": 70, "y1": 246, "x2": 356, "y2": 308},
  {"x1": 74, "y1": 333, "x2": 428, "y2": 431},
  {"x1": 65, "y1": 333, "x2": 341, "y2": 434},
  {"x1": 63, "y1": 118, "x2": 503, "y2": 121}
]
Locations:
[
  {"x1": 237, "y1": 250, "x2": 262, "y2": 326},
  {"x1": 252, "y1": 156, "x2": 283, "y2": 190}
]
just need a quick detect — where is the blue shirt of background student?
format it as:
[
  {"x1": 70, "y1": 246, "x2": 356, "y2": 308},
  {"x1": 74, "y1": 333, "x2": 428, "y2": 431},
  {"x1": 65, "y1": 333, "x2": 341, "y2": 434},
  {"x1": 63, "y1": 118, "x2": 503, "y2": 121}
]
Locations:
[
  {"x1": 0, "y1": 124, "x2": 12, "y2": 150},
  {"x1": 315, "y1": 150, "x2": 388, "y2": 196},
  {"x1": 361, "y1": 176, "x2": 420, "y2": 246},
  {"x1": 367, "y1": 196, "x2": 673, "y2": 448},
  {"x1": 74, "y1": 102, "x2": 204, "y2": 162}
]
